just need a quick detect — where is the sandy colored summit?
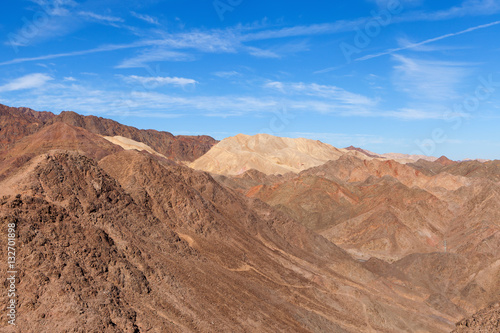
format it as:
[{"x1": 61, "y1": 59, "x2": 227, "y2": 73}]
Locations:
[{"x1": 189, "y1": 133, "x2": 374, "y2": 175}]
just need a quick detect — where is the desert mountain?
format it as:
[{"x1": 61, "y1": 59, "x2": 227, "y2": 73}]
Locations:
[
  {"x1": 218, "y1": 152, "x2": 500, "y2": 327},
  {"x1": 0, "y1": 104, "x2": 216, "y2": 162},
  {"x1": 48, "y1": 110, "x2": 217, "y2": 162},
  {"x1": 379, "y1": 152, "x2": 439, "y2": 164},
  {"x1": 190, "y1": 133, "x2": 379, "y2": 175},
  {"x1": 0, "y1": 104, "x2": 54, "y2": 149},
  {"x1": 1, "y1": 104, "x2": 498, "y2": 332},
  {"x1": 344, "y1": 145, "x2": 441, "y2": 164},
  {"x1": 344, "y1": 145, "x2": 381, "y2": 158},
  {"x1": 0, "y1": 147, "x2": 456, "y2": 332},
  {"x1": 0, "y1": 121, "x2": 123, "y2": 185},
  {"x1": 243, "y1": 158, "x2": 459, "y2": 260}
]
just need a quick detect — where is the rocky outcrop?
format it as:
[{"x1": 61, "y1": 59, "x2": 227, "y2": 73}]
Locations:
[
  {"x1": 452, "y1": 303, "x2": 500, "y2": 332},
  {"x1": 0, "y1": 104, "x2": 54, "y2": 150},
  {"x1": 49, "y1": 111, "x2": 217, "y2": 161}
]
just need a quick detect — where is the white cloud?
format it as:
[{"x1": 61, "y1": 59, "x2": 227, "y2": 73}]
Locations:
[
  {"x1": 264, "y1": 81, "x2": 285, "y2": 93},
  {"x1": 406, "y1": 0, "x2": 500, "y2": 21},
  {"x1": 395, "y1": 37, "x2": 471, "y2": 52},
  {"x1": 0, "y1": 19, "x2": 369, "y2": 67},
  {"x1": 265, "y1": 81, "x2": 378, "y2": 107},
  {"x1": 131, "y1": 11, "x2": 159, "y2": 25},
  {"x1": 79, "y1": 11, "x2": 124, "y2": 23},
  {"x1": 123, "y1": 75, "x2": 198, "y2": 87},
  {"x1": 241, "y1": 20, "x2": 367, "y2": 42},
  {"x1": 116, "y1": 48, "x2": 195, "y2": 68},
  {"x1": 246, "y1": 47, "x2": 280, "y2": 58},
  {"x1": 356, "y1": 20, "x2": 500, "y2": 62},
  {"x1": 213, "y1": 71, "x2": 241, "y2": 78},
  {"x1": 382, "y1": 108, "x2": 466, "y2": 120},
  {"x1": 29, "y1": 0, "x2": 78, "y2": 16},
  {"x1": 0, "y1": 73, "x2": 53, "y2": 92},
  {"x1": 368, "y1": 0, "x2": 423, "y2": 9},
  {"x1": 64, "y1": 76, "x2": 76, "y2": 81},
  {"x1": 0, "y1": 42, "x2": 148, "y2": 66},
  {"x1": 391, "y1": 55, "x2": 470, "y2": 101},
  {"x1": 4, "y1": 0, "x2": 500, "y2": 63},
  {"x1": 0, "y1": 79, "x2": 453, "y2": 120}
]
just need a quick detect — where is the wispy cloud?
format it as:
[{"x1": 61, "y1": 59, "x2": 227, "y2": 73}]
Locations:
[
  {"x1": 0, "y1": 18, "x2": 370, "y2": 67},
  {"x1": 382, "y1": 108, "x2": 469, "y2": 120},
  {"x1": 213, "y1": 71, "x2": 241, "y2": 78},
  {"x1": 131, "y1": 11, "x2": 159, "y2": 25},
  {"x1": 402, "y1": 0, "x2": 500, "y2": 21},
  {"x1": 29, "y1": 0, "x2": 78, "y2": 16},
  {"x1": 79, "y1": 11, "x2": 124, "y2": 23},
  {"x1": 368, "y1": 0, "x2": 423, "y2": 9},
  {"x1": 5, "y1": 0, "x2": 500, "y2": 65},
  {"x1": 241, "y1": 20, "x2": 367, "y2": 42},
  {"x1": 122, "y1": 75, "x2": 198, "y2": 87},
  {"x1": 356, "y1": 20, "x2": 500, "y2": 61},
  {"x1": 395, "y1": 36, "x2": 471, "y2": 52},
  {"x1": 4, "y1": 1, "x2": 500, "y2": 69},
  {"x1": 0, "y1": 73, "x2": 53, "y2": 92},
  {"x1": 0, "y1": 42, "x2": 148, "y2": 66},
  {"x1": 116, "y1": 48, "x2": 195, "y2": 68},
  {"x1": 265, "y1": 81, "x2": 378, "y2": 106},
  {"x1": 246, "y1": 47, "x2": 280, "y2": 58},
  {"x1": 264, "y1": 81, "x2": 285, "y2": 92},
  {"x1": 0, "y1": 78, "x2": 454, "y2": 120},
  {"x1": 391, "y1": 54, "x2": 470, "y2": 101}
]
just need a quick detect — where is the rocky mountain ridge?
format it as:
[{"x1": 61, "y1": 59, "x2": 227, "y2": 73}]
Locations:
[{"x1": 0, "y1": 104, "x2": 498, "y2": 332}]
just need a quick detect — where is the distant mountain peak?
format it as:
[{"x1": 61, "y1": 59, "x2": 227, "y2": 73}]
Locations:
[
  {"x1": 435, "y1": 155, "x2": 456, "y2": 166},
  {"x1": 190, "y1": 133, "x2": 375, "y2": 175}
]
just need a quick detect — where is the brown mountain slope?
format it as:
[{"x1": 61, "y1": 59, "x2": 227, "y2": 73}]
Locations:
[
  {"x1": 0, "y1": 104, "x2": 54, "y2": 150},
  {"x1": 98, "y1": 150, "x2": 463, "y2": 332},
  {"x1": 408, "y1": 159, "x2": 448, "y2": 176},
  {"x1": 0, "y1": 122, "x2": 123, "y2": 185},
  {"x1": 246, "y1": 172, "x2": 453, "y2": 260},
  {"x1": 410, "y1": 158, "x2": 500, "y2": 182},
  {"x1": 0, "y1": 152, "x2": 195, "y2": 332},
  {"x1": 0, "y1": 149, "x2": 460, "y2": 332},
  {"x1": 0, "y1": 104, "x2": 217, "y2": 162},
  {"x1": 344, "y1": 146, "x2": 382, "y2": 158},
  {"x1": 219, "y1": 152, "x2": 500, "y2": 330},
  {"x1": 49, "y1": 110, "x2": 217, "y2": 161},
  {"x1": 301, "y1": 155, "x2": 469, "y2": 192},
  {"x1": 442, "y1": 160, "x2": 500, "y2": 182},
  {"x1": 436, "y1": 155, "x2": 456, "y2": 166}
]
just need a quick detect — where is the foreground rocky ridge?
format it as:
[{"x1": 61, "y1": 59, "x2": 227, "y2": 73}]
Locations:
[{"x1": 1, "y1": 150, "x2": 456, "y2": 332}]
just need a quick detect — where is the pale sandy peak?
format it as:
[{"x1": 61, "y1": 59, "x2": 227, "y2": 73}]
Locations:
[
  {"x1": 380, "y1": 152, "x2": 439, "y2": 164},
  {"x1": 102, "y1": 135, "x2": 167, "y2": 158},
  {"x1": 189, "y1": 133, "x2": 377, "y2": 175}
]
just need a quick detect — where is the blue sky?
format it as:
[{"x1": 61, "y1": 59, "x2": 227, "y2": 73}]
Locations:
[{"x1": 1, "y1": 0, "x2": 500, "y2": 160}]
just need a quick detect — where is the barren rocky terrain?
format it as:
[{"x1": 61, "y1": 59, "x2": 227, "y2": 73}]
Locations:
[{"x1": 0, "y1": 105, "x2": 498, "y2": 332}]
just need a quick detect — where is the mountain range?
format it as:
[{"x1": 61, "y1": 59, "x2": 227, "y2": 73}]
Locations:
[{"x1": 0, "y1": 103, "x2": 498, "y2": 332}]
